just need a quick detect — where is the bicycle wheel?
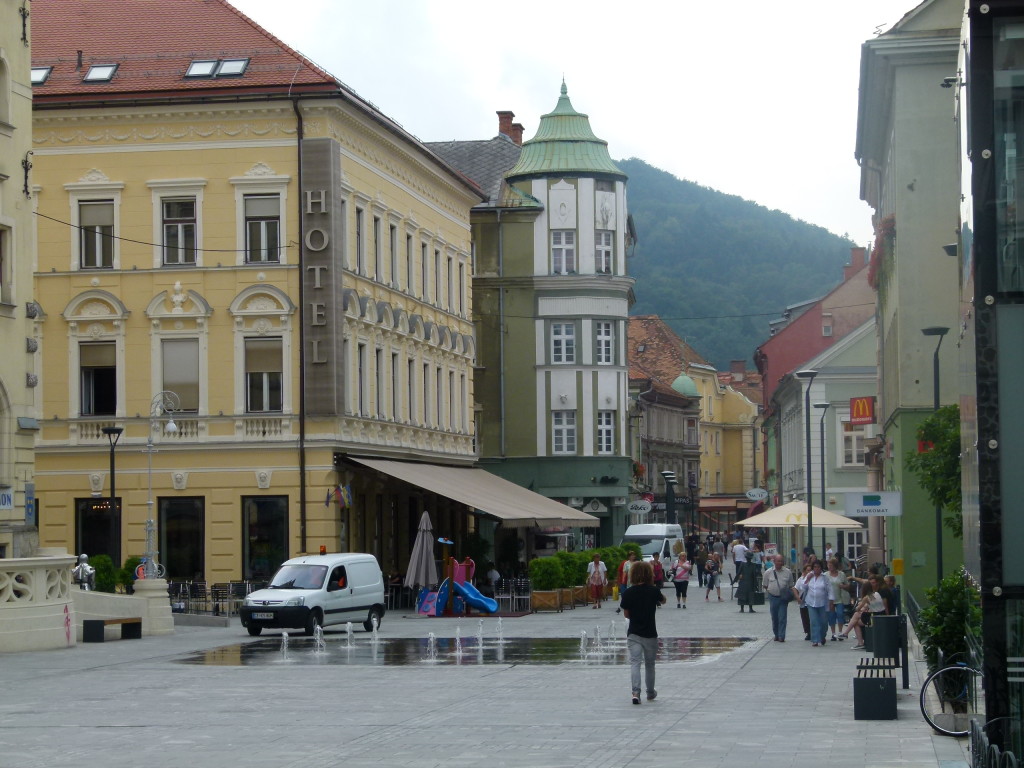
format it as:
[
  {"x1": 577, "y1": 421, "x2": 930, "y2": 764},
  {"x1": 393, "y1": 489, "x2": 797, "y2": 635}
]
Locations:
[{"x1": 920, "y1": 664, "x2": 982, "y2": 736}]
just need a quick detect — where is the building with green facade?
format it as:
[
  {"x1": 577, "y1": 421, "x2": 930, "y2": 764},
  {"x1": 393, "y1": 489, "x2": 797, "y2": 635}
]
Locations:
[{"x1": 429, "y1": 84, "x2": 635, "y2": 559}]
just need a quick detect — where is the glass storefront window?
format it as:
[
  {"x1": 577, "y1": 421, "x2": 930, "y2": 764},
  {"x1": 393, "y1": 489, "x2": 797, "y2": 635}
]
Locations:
[
  {"x1": 993, "y1": 19, "x2": 1024, "y2": 294},
  {"x1": 242, "y1": 496, "x2": 288, "y2": 582},
  {"x1": 75, "y1": 497, "x2": 120, "y2": 567},
  {"x1": 159, "y1": 497, "x2": 204, "y2": 580}
]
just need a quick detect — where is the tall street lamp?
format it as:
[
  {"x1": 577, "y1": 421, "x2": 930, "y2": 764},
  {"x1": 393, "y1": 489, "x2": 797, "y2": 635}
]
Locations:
[
  {"x1": 661, "y1": 470, "x2": 677, "y2": 526},
  {"x1": 814, "y1": 402, "x2": 830, "y2": 558},
  {"x1": 145, "y1": 391, "x2": 179, "y2": 579},
  {"x1": 795, "y1": 369, "x2": 818, "y2": 557},
  {"x1": 101, "y1": 426, "x2": 123, "y2": 550},
  {"x1": 922, "y1": 326, "x2": 950, "y2": 582}
]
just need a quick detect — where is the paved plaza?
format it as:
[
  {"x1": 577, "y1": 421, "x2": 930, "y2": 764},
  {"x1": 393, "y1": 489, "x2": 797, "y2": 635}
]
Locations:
[{"x1": 0, "y1": 587, "x2": 971, "y2": 768}]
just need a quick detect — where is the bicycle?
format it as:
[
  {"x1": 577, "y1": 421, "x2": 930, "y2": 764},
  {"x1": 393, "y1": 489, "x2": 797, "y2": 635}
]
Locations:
[
  {"x1": 919, "y1": 660, "x2": 982, "y2": 737},
  {"x1": 134, "y1": 557, "x2": 167, "y2": 580}
]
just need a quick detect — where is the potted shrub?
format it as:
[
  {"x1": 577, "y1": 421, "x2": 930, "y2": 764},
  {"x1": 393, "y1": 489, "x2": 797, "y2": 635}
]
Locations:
[
  {"x1": 554, "y1": 551, "x2": 579, "y2": 609},
  {"x1": 528, "y1": 557, "x2": 564, "y2": 612},
  {"x1": 570, "y1": 551, "x2": 590, "y2": 606},
  {"x1": 916, "y1": 567, "x2": 982, "y2": 674}
]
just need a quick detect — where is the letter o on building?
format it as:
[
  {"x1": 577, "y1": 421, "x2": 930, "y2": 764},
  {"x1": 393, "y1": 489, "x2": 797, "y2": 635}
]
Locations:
[{"x1": 305, "y1": 229, "x2": 329, "y2": 252}]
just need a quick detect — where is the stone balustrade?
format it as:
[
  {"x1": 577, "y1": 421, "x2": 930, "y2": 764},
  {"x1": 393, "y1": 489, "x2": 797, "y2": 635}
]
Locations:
[{"x1": 0, "y1": 551, "x2": 77, "y2": 652}]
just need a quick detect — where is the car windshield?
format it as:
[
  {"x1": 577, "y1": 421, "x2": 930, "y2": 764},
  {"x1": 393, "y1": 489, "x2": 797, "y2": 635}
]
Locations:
[
  {"x1": 268, "y1": 564, "x2": 328, "y2": 590},
  {"x1": 622, "y1": 536, "x2": 661, "y2": 556}
]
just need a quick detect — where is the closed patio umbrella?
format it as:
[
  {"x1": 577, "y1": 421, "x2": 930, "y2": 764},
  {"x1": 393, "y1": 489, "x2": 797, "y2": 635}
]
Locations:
[{"x1": 404, "y1": 511, "x2": 438, "y2": 589}]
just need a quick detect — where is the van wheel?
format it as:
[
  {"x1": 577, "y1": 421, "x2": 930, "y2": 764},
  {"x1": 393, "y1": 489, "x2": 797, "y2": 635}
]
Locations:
[
  {"x1": 304, "y1": 609, "x2": 323, "y2": 636},
  {"x1": 363, "y1": 607, "x2": 382, "y2": 632},
  {"x1": 247, "y1": 625, "x2": 263, "y2": 637}
]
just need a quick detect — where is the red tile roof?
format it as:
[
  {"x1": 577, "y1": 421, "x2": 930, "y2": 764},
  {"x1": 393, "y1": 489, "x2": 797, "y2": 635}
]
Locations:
[
  {"x1": 31, "y1": 0, "x2": 338, "y2": 104},
  {"x1": 628, "y1": 315, "x2": 709, "y2": 387}
]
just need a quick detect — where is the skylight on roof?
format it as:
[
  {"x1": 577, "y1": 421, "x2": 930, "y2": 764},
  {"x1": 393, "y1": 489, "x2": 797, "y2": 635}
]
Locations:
[
  {"x1": 186, "y1": 60, "x2": 218, "y2": 78},
  {"x1": 83, "y1": 64, "x2": 117, "y2": 82},
  {"x1": 185, "y1": 58, "x2": 249, "y2": 78},
  {"x1": 216, "y1": 59, "x2": 248, "y2": 76},
  {"x1": 31, "y1": 67, "x2": 52, "y2": 85}
]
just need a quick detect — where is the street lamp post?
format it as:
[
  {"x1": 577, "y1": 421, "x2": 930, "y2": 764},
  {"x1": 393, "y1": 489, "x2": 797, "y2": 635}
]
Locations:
[
  {"x1": 795, "y1": 370, "x2": 818, "y2": 558},
  {"x1": 660, "y1": 471, "x2": 677, "y2": 526},
  {"x1": 101, "y1": 426, "x2": 123, "y2": 549},
  {"x1": 814, "y1": 402, "x2": 830, "y2": 558},
  {"x1": 145, "y1": 391, "x2": 180, "y2": 579},
  {"x1": 922, "y1": 327, "x2": 950, "y2": 582}
]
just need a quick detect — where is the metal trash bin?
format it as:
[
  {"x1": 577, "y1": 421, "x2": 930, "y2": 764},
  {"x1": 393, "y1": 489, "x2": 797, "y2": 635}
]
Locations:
[{"x1": 871, "y1": 614, "x2": 900, "y2": 659}]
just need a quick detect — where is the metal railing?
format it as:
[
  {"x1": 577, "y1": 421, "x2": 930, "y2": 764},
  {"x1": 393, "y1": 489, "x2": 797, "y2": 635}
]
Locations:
[{"x1": 971, "y1": 718, "x2": 1020, "y2": 768}]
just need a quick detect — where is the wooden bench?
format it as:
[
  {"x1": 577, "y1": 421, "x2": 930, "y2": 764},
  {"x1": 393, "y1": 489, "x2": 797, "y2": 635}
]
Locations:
[
  {"x1": 83, "y1": 617, "x2": 142, "y2": 643},
  {"x1": 857, "y1": 656, "x2": 898, "y2": 671},
  {"x1": 853, "y1": 663, "x2": 897, "y2": 720}
]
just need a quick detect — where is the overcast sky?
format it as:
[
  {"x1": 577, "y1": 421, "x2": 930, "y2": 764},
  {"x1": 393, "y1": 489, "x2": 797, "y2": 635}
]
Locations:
[{"x1": 231, "y1": 0, "x2": 915, "y2": 246}]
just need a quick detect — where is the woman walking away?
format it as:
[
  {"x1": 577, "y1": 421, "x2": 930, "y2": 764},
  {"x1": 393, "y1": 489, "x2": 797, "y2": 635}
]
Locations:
[
  {"x1": 587, "y1": 553, "x2": 608, "y2": 609},
  {"x1": 671, "y1": 553, "x2": 691, "y2": 608},
  {"x1": 651, "y1": 552, "x2": 666, "y2": 593},
  {"x1": 620, "y1": 560, "x2": 666, "y2": 705}
]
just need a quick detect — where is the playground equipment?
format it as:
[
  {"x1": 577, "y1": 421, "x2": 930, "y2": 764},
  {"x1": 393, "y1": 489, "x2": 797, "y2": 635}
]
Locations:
[{"x1": 416, "y1": 543, "x2": 498, "y2": 617}]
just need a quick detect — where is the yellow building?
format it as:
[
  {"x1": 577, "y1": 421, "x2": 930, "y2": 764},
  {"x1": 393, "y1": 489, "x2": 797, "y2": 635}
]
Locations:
[
  {"x1": 687, "y1": 363, "x2": 761, "y2": 531},
  {"x1": 0, "y1": 2, "x2": 38, "y2": 558},
  {"x1": 30, "y1": 0, "x2": 482, "y2": 583}
]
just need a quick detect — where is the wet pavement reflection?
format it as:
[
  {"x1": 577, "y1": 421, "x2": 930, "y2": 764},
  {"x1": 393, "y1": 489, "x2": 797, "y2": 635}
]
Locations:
[{"x1": 175, "y1": 635, "x2": 755, "y2": 667}]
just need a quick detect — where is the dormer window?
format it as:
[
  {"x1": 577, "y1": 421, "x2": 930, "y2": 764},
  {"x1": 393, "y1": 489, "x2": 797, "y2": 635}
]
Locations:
[
  {"x1": 31, "y1": 67, "x2": 52, "y2": 85},
  {"x1": 186, "y1": 58, "x2": 249, "y2": 78},
  {"x1": 84, "y1": 64, "x2": 117, "y2": 82}
]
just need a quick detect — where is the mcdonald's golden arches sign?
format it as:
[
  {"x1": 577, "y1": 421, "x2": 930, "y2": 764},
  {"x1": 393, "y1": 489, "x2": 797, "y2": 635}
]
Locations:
[{"x1": 850, "y1": 396, "x2": 875, "y2": 425}]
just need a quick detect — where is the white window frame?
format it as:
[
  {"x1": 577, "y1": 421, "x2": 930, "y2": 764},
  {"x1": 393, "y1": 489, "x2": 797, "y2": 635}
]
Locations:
[
  {"x1": 244, "y1": 337, "x2": 283, "y2": 413},
  {"x1": 421, "y1": 242, "x2": 429, "y2": 301},
  {"x1": 551, "y1": 322, "x2": 576, "y2": 364},
  {"x1": 243, "y1": 195, "x2": 281, "y2": 264},
  {"x1": 595, "y1": 321, "x2": 614, "y2": 365},
  {"x1": 148, "y1": 179, "x2": 207, "y2": 268},
  {"x1": 841, "y1": 416, "x2": 867, "y2": 467},
  {"x1": 551, "y1": 230, "x2": 576, "y2": 274},
  {"x1": 229, "y1": 171, "x2": 290, "y2": 266},
  {"x1": 229, "y1": 285, "x2": 295, "y2": 415},
  {"x1": 597, "y1": 410, "x2": 615, "y2": 454},
  {"x1": 64, "y1": 290, "x2": 129, "y2": 420},
  {"x1": 65, "y1": 179, "x2": 125, "y2": 271},
  {"x1": 389, "y1": 220, "x2": 399, "y2": 288},
  {"x1": 595, "y1": 229, "x2": 613, "y2": 274},
  {"x1": 552, "y1": 410, "x2": 577, "y2": 454},
  {"x1": 160, "y1": 337, "x2": 202, "y2": 413}
]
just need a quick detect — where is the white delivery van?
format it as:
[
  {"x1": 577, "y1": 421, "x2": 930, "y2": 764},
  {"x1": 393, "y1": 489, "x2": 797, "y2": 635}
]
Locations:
[
  {"x1": 239, "y1": 553, "x2": 385, "y2": 636},
  {"x1": 621, "y1": 524, "x2": 684, "y2": 562}
]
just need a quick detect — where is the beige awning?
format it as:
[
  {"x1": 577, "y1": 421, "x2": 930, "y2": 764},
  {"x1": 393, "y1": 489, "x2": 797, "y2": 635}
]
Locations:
[{"x1": 348, "y1": 457, "x2": 600, "y2": 529}]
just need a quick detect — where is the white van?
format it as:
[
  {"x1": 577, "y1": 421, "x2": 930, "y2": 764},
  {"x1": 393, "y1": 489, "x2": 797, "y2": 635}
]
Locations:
[
  {"x1": 239, "y1": 553, "x2": 385, "y2": 636},
  {"x1": 621, "y1": 524, "x2": 684, "y2": 562}
]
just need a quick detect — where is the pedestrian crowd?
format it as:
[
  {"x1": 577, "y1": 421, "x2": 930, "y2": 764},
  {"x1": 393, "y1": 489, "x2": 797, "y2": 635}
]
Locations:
[{"x1": 595, "y1": 534, "x2": 902, "y2": 705}]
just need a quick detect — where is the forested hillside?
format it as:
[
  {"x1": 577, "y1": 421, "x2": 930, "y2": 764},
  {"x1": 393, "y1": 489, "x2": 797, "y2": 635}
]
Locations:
[{"x1": 620, "y1": 158, "x2": 856, "y2": 369}]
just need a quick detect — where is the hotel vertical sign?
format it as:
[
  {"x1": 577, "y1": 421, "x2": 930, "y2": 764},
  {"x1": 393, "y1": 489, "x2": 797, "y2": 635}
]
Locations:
[{"x1": 301, "y1": 137, "x2": 344, "y2": 415}]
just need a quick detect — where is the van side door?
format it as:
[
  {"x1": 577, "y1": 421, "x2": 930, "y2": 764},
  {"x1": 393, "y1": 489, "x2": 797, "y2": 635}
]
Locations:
[{"x1": 323, "y1": 565, "x2": 352, "y2": 626}]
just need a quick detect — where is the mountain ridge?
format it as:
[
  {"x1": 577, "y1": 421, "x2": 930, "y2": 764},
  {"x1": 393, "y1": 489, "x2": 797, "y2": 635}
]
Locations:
[{"x1": 620, "y1": 157, "x2": 856, "y2": 370}]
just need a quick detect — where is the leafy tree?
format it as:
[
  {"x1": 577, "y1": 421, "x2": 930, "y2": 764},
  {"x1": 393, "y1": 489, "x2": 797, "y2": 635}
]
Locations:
[{"x1": 904, "y1": 404, "x2": 962, "y2": 537}]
